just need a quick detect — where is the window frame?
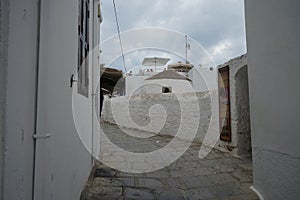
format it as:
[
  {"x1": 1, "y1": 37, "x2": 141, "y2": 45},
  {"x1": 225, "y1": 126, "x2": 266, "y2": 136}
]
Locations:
[{"x1": 77, "y1": 0, "x2": 90, "y2": 97}]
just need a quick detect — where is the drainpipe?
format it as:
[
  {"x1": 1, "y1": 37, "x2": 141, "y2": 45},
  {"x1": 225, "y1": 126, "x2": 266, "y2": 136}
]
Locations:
[{"x1": 32, "y1": 0, "x2": 42, "y2": 199}]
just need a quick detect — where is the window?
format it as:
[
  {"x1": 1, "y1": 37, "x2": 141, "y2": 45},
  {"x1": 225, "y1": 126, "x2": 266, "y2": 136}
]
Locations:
[
  {"x1": 78, "y1": 0, "x2": 90, "y2": 97},
  {"x1": 162, "y1": 87, "x2": 172, "y2": 93}
]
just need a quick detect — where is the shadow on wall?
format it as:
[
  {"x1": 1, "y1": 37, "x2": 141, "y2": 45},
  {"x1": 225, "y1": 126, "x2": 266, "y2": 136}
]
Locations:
[{"x1": 235, "y1": 65, "x2": 251, "y2": 156}]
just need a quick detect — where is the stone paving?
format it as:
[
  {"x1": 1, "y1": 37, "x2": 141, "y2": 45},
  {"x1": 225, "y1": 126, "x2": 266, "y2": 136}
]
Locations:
[{"x1": 81, "y1": 122, "x2": 258, "y2": 200}]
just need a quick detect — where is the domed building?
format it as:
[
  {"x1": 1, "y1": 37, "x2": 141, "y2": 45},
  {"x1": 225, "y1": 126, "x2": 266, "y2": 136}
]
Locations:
[{"x1": 134, "y1": 70, "x2": 193, "y2": 95}]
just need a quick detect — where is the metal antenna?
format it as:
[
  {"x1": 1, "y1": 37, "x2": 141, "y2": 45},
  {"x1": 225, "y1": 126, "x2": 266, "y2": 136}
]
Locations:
[
  {"x1": 185, "y1": 35, "x2": 188, "y2": 64},
  {"x1": 112, "y1": 0, "x2": 127, "y2": 72}
]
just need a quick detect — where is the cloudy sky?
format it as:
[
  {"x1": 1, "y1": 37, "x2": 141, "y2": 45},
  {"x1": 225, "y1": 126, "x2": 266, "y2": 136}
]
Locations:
[{"x1": 100, "y1": 0, "x2": 246, "y2": 71}]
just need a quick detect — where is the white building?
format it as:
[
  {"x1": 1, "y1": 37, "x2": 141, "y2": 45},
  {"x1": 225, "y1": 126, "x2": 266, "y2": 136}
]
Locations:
[
  {"x1": 245, "y1": 0, "x2": 300, "y2": 199},
  {"x1": 0, "y1": 0, "x2": 102, "y2": 199},
  {"x1": 125, "y1": 65, "x2": 215, "y2": 95},
  {"x1": 126, "y1": 75, "x2": 148, "y2": 96},
  {"x1": 125, "y1": 67, "x2": 161, "y2": 96},
  {"x1": 167, "y1": 62, "x2": 193, "y2": 77},
  {"x1": 216, "y1": 54, "x2": 251, "y2": 156},
  {"x1": 188, "y1": 66, "x2": 218, "y2": 92},
  {"x1": 126, "y1": 70, "x2": 193, "y2": 95}
]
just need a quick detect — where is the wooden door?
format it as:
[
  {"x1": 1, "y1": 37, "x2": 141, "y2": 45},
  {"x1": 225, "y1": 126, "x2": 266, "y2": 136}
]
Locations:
[{"x1": 218, "y1": 66, "x2": 231, "y2": 141}]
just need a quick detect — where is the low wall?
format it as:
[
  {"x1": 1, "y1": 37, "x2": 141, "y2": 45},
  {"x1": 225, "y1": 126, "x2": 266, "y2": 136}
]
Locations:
[
  {"x1": 102, "y1": 89, "x2": 251, "y2": 157},
  {"x1": 102, "y1": 92, "x2": 212, "y2": 144}
]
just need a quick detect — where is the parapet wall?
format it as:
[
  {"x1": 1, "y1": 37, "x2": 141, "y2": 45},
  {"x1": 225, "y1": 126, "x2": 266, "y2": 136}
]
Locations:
[
  {"x1": 102, "y1": 92, "x2": 212, "y2": 144},
  {"x1": 102, "y1": 84, "x2": 250, "y2": 157}
]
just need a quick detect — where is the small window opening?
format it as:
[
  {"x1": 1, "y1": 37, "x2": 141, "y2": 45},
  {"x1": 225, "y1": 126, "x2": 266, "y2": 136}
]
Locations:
[{"x1": 162, "y1": 87, "x2": 172, "y2": 93}]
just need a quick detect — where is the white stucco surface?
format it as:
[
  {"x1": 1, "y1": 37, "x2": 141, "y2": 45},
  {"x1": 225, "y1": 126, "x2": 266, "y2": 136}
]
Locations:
[
  {"x1": 126, "y1": 75, "x2": 193, "y2": 96},
  {"x1": 104, "y1": 54, "x2": 252, "y2": 157},
  {"x1": 140, "y1": 79, "x2": 193, "y2": 94},
  {"x1": 0, "y1": 0, "x2": 101, "y2": 199},
  {"x1": 102, "y1": 92, "x2": 211, "y2": 143},
  {"x1": 1, "y1": 0, "x2": 38, "y2": 199},
  {"x1": 189, "y1": 66, "x2": 218, "y2": 92},
  {"x1": 126, "y1": 67, "x2": 218, "y2": 96},
  {"x1": 103, "y1": 92, "x2": 226, "y2": 156},
  {"x1": 245, "y1": 0, "x2": 300, "y2": 199},
  {"x1": 125, "y1": 76, "x2": 147, "y2": 96},
  {"x1": 33, "y1": 1, "x2": 100, "y2": 199},
  {"x1": 217, "y1": 55, "x2": 251, "y2": 156},
  {"x1": 0, "y1": 0, "x2": 9, "y2": 198}
]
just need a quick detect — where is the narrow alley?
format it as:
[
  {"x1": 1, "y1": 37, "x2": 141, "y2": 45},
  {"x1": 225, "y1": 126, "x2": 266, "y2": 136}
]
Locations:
[{"x1": 81, "y1": 122, "x2": 258, "y2": 200}]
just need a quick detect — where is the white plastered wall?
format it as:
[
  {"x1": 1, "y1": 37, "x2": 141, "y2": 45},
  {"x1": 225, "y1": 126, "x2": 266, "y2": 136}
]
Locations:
[
  {"x1": 245, "y1": 0, "x2": 300, "y2": 199},
  {"x1": 0, "y1": 0, "x2": 101, "y2": 199}
]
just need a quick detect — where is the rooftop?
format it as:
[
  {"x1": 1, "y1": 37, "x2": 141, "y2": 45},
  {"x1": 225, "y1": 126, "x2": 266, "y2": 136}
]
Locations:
[{"x1": 145, "y1": 70, "x2": 191, "y2": 81}]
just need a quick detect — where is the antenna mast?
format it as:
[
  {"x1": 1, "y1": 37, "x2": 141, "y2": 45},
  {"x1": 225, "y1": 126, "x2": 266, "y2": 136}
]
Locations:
[{"x1": 185, "y1": 35, "x2": 188, "y2": 64}]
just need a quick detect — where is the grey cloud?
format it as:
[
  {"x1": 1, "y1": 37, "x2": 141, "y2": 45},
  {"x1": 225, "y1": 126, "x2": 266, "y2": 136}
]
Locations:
[{"x1": 101, "y1": 0, "x2": 246, "y2": 65}]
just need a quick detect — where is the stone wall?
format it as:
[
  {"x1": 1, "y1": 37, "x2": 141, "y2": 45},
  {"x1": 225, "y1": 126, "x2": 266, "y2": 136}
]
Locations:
[
  {"x1": 102, "y1": 92, "x2": 213, "y2": 144},
  {"x1": 103, "y1": 55, "x2": 251, "y2": 157},
  {"x1": 217, "y1": 54, "x2": 251, "y2": 156}
]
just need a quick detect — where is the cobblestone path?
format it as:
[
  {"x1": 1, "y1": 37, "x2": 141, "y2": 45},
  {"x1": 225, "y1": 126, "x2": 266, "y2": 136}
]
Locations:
[{"x1": 81, "y1": 122, "x2": 258, "y2": 200}]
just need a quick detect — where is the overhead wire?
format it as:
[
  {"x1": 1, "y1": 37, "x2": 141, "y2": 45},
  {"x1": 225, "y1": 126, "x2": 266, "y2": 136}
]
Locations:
[{"x1": 112, "y1": 0, "x2": 127, "y2": 72}]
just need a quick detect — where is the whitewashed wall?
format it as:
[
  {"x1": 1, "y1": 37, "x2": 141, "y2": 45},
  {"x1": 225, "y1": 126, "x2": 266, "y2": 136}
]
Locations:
[
  {"x1": 33, "y1": 1, "x2": 101, "y2": 199},
  {"x1": 125, "y1": 75, "x2": 146, "y2": 96},
  {"x1": 126, "y1": 68, "x2": 218, "y2": 96},
  {"x1": 140, "y1": 79, "x2": 193, "y2": 94},
  {"x1": 245, "y1": 0, "x2": 300, "y2": 199},
  {"x1": 126, "y1": 76, "x2": 194, "y2": 96},
  {"x1": 102, "y1": 92, "x2": 212, "y2": 143},
  {"x1": 189, "y1": 66, "x2": 218, "y2": 92},
  {"x1": 217, "y1": 55, "x2": 251, "y2": 156},
  {"x1": 103, "y1": 86, "x2": 250, "y2": 157},
  {"x1": 0, "y1": 0, "x2": 101, "y2": 199},
  {"x1": 1, "y1": 0, "x2": 37, "y2": 199}
]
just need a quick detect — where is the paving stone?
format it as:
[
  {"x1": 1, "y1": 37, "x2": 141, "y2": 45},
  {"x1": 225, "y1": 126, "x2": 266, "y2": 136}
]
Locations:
[
  {"x1": 232, "y1": 171, "x2": 252, "y2": 183},
  {"x1": 94, "y1": 168, "x2": 116, "y2": 178},
  {"x1": 125, "y1": 188, "x2": 154, "y2": 199},
  {"x1": 222, "y1": 157, "x2": 244, "y2": 165},
  {"x1": 212, "y1": 163, "x2": 239, "y2": 173},
  {"x1": 179, "y1": 175, "x2": 212, "y2": 189},
  {"x1": 146, "y1": 170, "x2": 170, "y2": 178},
  {"x1": 81, "y1": 122, "x2": 257, "y2": 200},
  {"x1": 93, "y1": 177, "x2": 123, "y2": 187},
  {"x1": 204, "y1": 150, "x2": 224, "y2": 160},
  {"x1": 184, "y1": 188, "x2": 215, "y2": 200},
  {"x1": 96, "y1": 198, "x2": 123, "y2": 200},
  {"x1": 198, "y1": 159, "x2": 224, "y2": 167},
  {"x1": 117, "y1": 171, "x2": 148, "y2": 178},
  {"x1": 165, "y1": 177, "x2": 182, "y2": 189},
  {"x1": 88, "y1": 186, "x2": 122, "y2": 198},
  {"x1": 239, "y1": 182, "x2": 254, "y2": 194},
  {"x1": 155, "y1": 189, "x2": 184, "y2": 200},
  {"x1": 228, "y1": 193, "x2": 259, "y2": 200},
  {"x1": 211, "y1": 182, "x2": 244, "y2": 198},
  {"x1": 170, "y1": 166, "x2": 215, "y2": 178},
  {"x1": 246, "y1": 172, "x2": 253, "y2": 180},
  {"x1": 207, "y1": 173, "x2": 237, "y2": 185},
  {"x1": 192, "y1": 166, "x2": 217, "y2": 176},
  {"x1": 136, "y1": 178, "x2": 165, "y2": 189},
  {"x1": 238, "y1": 162, "x2": 253, "y2": 172}
]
